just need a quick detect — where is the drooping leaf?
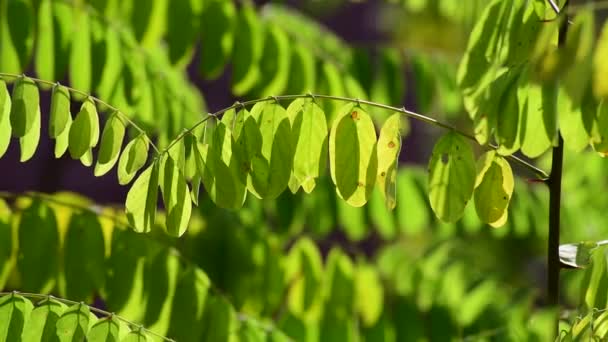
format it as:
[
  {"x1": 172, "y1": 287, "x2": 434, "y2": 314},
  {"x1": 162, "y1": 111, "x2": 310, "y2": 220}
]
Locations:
[
  {"x1": 376, "y1": 113, "x2": 402, "y2": 209},
  {"x1": 87, "y1": 316, "x2": 121, "y2": 342},
  {"x1": 0, "y1": 0, "x2": 34, "y2": 74},
  {"x1": 36, "y1": 0, "x2": 55, "y2": 80},
  {"x1": 55, "y1": 303, "x2": 91, "y2": 342},
  {"x1": 160, "y1": 156, "x2": 192, "y2": 237},
  {"x1": 18, "y1": 200, "x2": 59, "y2": 293},
  {"x1": 231, "y1": 3, "x2": 263, "y2": 96},
  {"x1": 95, "y1": 113, "x2": 126, "y2": 176},
  {"x1": 248, "y1": 102, "x2": 294, "y2": 199},
  {"x1": 286, "y1": 238, "x2": 323, "y2": 323},
  {"x1": 559, "y1": 87, "x2": 590, "y2": 152},
  {"x1": 167, "y1": 267, "x2": 210, "y2": 342},
  {"x1": 427, "y1": 132, "x2": 476, "y2": 222},
  {"x1": 70, "y1": 10, "x2": 92, "y2": 94},
  {"x1": 199, "y1": 0, "x2": 235, "y2": 79},
  {"x1": 473, "y1": 152, "x2": 514, "y2": 227},
  {"x1": 369, "y1": 187, "x2": 396, "y2": 239},
  {"x1": 49, "y1": 85, "x2": 71, "y2": 139},
  {"x1": 0, "y1": 80, "x2": 11, "y2": 158},
  {"x1": 200, "y1": 295, "x2": 238, "y2": 342},
  {"x1": 324, "y1": 248, "x2": 354, "y2": 312},
  {"x1": 54, "y1": 114, "x2": 72, "y2": 159},
  {"x1": 96, "y1": 28, "x2": 123, "y2": 101},
  {"x1": 286, "y1": 44, "x2": 316, "y2": 95},
  {"x1": 63, "y1": 212, "x2": 106, "y2": 302},
  {"x1": 195, "y1": 122, "x2": 247, "y2": 209},
  {"x1": 142, "y1": 249, "x2": 180, "y2": 336},
  {"x1": 0, "y1": 294, "x2": 33, "y2": 340},
  {"x1": 121, "y1": 330, "x2": 151, "y2": 342},
  {"x1": 520, "y1": 81, "x2": 554, "y2": 158},
  {"x1": 166, "y1": 0, "x2": 203, "y2": 66},
  {"x1": 253, "y1": 23, "x2": 291, "y2": 97},
  {"x1": 10, "y1": 76, "x2": 39, "y2": 138},
  {"x1": 19, "y1": 101, "x2": 41, "y2": 162},
  {"x1": 21, "y1": 297, "x2": 67, "y2": 342},
  {"x1": 69, "y1": 98, "x2": 99, "y2": 160},
  {"x1": 125, "y1": 162, "x2": 159, "y2": 233},
  {"x1": 397, "y1": 168, "x2": 429, "y2": 235},
  {"x1": 117, "y1": 135, "x2": 149, "y2": 185},
  {"x1": 287, "y1": 99, "x2": 328, "y2": 193},
  {"x1": 329, "y1": 104, "x2": 378, "y2": 207},
  {"x1": 594, "y1": 21, "x2": 608, "y2": 99},
  {"x1": 337, "y1": 198, "x2": 367, "y2": 241},
  {"x1": 355, "y1": 263, "x2": 383, "y2": 327},
  {"x1": 51, "y1": 1, "x2": 73, "y2": 81}
]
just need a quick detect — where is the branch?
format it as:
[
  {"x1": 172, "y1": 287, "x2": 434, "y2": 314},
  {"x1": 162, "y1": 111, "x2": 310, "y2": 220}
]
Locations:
[{"x1": 163, "y1": 94, "x2": 550, "y2": 180}]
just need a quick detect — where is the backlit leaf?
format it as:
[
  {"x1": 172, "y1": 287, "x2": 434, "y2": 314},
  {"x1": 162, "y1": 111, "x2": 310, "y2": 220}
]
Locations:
[
  {"x1": 253, "y1": 24, "x2": 291, "y2": 96},
  {"x1": 142, "y1": 249, "x2": 180, "y2": 336},
  {"x1": 520, "y1": 81, "x2": 554, "y2": 158},
  {"x1": 428, "y1": 132, "x2": 475, "y2": 223},
  {"x1": 167, "y1": 267, "x2": 210, "y2": 342},
  {"x1": 69, "y1": 99, "x2": 99, "y2": 159},
  {"x1": 474, "y1": 152, "x2": 514, "y2": 227},
  {"x1": 21, "y1": 297, "x2": 66, "y2": 341},
  {"x1": 160, "y1": 156, "x2": 192, "y2": 237},
  {"x1": 0, "y1": 80, "x2": 11, "y2": 157},
  {"x1": 594, "y1": 21, "x2": 608, "y2": 99},
  {"x1": 0, "y1": 294, "x2": 33, "y2": 340},
  {"x1": 376, "y1": 113, "x2": 402, "y2": 209},
  {"x1": 10, "y1": 76, "x2": 39, "y2": 137},
  {"x1": 117, "y1": 135, "x2": 149, "y2": 185},
  {"x1": 231, "y1": 3, "x2": 263, "y2": 96},
  {"x1": 330, "y1": 104, "x2": 378, "y2": 207},
  {"x1": 87, "y1": 316, "x2": 121, "y2": 342},
  {"x1": 36, "y1": 0, "x2": 55, "y2": 80},
  {"x1": 95, "y1": 113, "x2": 126, "y2": 177},
  {"x1": 19, "y1": 102, "x2": 40, "y2": 162},
  {"x1": 199, "y1": 0, "x2": 235, "y2": 79},
  {"x1": 0, "y1": 0, "x2": 34, "y2": 74},
  {"x1": 125, "y1": 162, "x2": 159, "y2": 233},
  {"x1": 287, "y1": 99, "x2": 328, "y2": 194},
  {"x1": 49, "y1": 85, "x2": 71, "y2": 138},
  {"x1": 55, "y1": 303, "x2": 91, "y2": 342},
  {"x1": 70, "y1": 10, "x2": 92, "y2": 94},
  {"x1": 397, "y1": 168, "x2": 429, "y2": 235}
]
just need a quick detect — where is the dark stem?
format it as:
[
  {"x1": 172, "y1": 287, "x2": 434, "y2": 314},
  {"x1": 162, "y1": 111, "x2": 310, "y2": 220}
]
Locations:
[{"x1": 547, "y1": 135, "x2": 563, "y2": 308}]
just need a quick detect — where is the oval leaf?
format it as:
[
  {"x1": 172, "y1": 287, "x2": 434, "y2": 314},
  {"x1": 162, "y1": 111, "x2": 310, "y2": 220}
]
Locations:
[
  {"x1": 10, "y1": 76, "x2": 39, "y2": 138},
  {"x1": 117, "y1": 135, "x2": 149, "y2": 185},
  {"x1": 376, "y1": 113, "x2": 402, "y2": 209},
  {"x1": 125, "y1": 162, "x2": 159, "y2": 233},
  {"x1": 427, "y1": 132, "x2": 476, "y2": 222},
  {"x1": 160, "y1": 156, "x2": 192, "y2": 237},
  {"x1": 474, "y1": 152, "x2": 514, "y2": 227},
  {"x1": 0, "y1": 79, "x2": 11, "y2": 158},
  {"x1": 94, "y1": 113, "x2": 126, "y2": 177}
]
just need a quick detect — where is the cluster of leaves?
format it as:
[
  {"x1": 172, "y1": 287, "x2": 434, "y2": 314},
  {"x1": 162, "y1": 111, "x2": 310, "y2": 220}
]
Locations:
[{"x1": 458, "y1": 0, "x2": 608, "y2": 158}]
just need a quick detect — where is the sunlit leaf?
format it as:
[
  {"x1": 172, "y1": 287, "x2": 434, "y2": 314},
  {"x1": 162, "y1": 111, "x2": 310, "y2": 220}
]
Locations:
[
  {"x1": 70, "y1": 10, "x2": 92, "y2": 94},
  {"x1": 199, "y1": 0, "x2": 235, "y2": 79},
  {"x1": 160, "y1": 156, "x2": 192, "y2": 237},
  {"x1": 0, "y1": 0, "x2": 34, "y2": 74},
  {"x1": 0, "y1": 80, "x2": 11, "y2": 158},
  {"x1": 117, "y1": 135, "x2": 149, "y2": 185},
  {"x1": 594, "y1": 21, "x2": 608, "y2": 99},
  {"x1": 10, "y1": 76, "x2": 39, "y2": 138},
  {"x1": 253, "y1": 24, "x2": 291, "y2": 97},
  {"x1": 55, "y1": 303, "x2": 91, "y2": 342},
  {"x1": 330, "y1": 104, "x2": 378, "y2": 207},
  {"x1": 49, "y1": 85, "x2": 71, "y2": 139},
  {"x1": 87, "y1": 316, "x2": 121, "y2": 342},
  {"x1": 94, "y1": 113, "x2": 126, "y2": 177},
  {"x1": 231, "y1": 3, "x2": 263, "y2": 96},
  {"x1": 355, "y1": 263, "x2": 383, "y2": 327},
  {"x1": 125, "y1": 162, "x2": 159, "y2": 233},
  {"x1": 36, "y1": 0, "x2": 55, "y2": 80},
  {"x1": 69, "y1": 98, "x2": 99, "y2": 160},
  {"x1": 21, "y1": 297, "x2": 66, "y2": 341},
  {"x1": 0, "y1": 294, "x2": 33, "y2": 340},
  {"x1": 376, "y1": 113, "x2": 402, "y2": 209},
  {"x1": 167, "y1": 267, "x2": 210, "y2": 342},
  {"x1": 428, "y1": 132, "x2": 475, "y2": 222},
  {"x1": 474, "y1": 152, "x2": 514, "y2": 227}
]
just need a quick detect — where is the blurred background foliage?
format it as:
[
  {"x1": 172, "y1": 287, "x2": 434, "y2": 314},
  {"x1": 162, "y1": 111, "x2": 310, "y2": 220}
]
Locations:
[{"x1": 1, "y1": 0, "x2": 608, "y2": 340}]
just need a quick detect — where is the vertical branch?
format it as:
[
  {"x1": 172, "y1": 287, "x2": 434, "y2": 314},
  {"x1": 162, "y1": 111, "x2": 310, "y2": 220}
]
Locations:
[{"x1": 547, "y1": 0, "x2": 569, "y2": 335}]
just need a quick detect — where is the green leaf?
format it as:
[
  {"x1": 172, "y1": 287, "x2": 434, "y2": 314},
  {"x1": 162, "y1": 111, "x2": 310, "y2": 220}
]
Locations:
[
  {"x1": 121, "y1": 330, "x2": 150, "y2": 342},
  {"x1": 51, "y1": 1, "x2": 73, "y2": 81},
  {"x1": 324, "y1": 248, "x2": 354, "y2": 312},
  {"x1": 49, "y1": 85, "x2": 71, "y2": 139},
  {"x1": 0, "y1": 0, "x2": 34, "y2": 74},
  {"x1": 0, "y1": 199, "x2": 11, "y2": 290},
  {"x1": 95, "y1": 113, "x2": 126, "y2": 177},
  {"x1": 55, "y1": 303, "x2": 91, "y2": 342},
  {"x1": 287, "y1": 99, "x2": 328, "y2": 194},
  {"x1": 355, "y1": 263, "x2": 383, "y2": 327},
  {"x1": 10, "y1": 76, "x2": 39, "y2": 138},
  {"x1": 199, "y1": 0, "x2": 235, "y2": 79},
  {"x1": 286, "y1": 238, "x2": 323, "y2": 323},
  {"x1": 19, "y1": 100, "x2": 41, "y2": 162},
  {"x1": 167, "y1": 267, "x2": 210, "y2": 342},
  {"x1": 63, "y1": 212, "x2": 106, "y2": 302},
  {"x1": 54, "y1": 115, "x2": 72, "y2": 159},
  {"x1": 117, "y1": 135, "x2": 149, "y2": 185},
  {"x1": 253, "y1": 23, "x2": 291, "y2": 96},
  {"x1": 330, "y1": 104, "x2": 378, "y2": 207},
  {"x1": 285, "y1": 44, "x2": 316, "y2": 95},
  {"x1": 582, "y1": 247, "x2": 608, "y2": 310},
  {"x1": 87, "y1": 316, "x2": 121, "y2": 342},
  {"x1": 96, "y1": 28, "x2": 123, "y2": 101},
  {"x1": 22, "y1": 297, "x2": 67, "y2": 342},
  {"x1": 125, "y1": 162, "x2": 159, "y2": 233},
  {"x1": 160, "y1": 156, "x2": 192, "y2": 237},
  {"x1": 0, "y1": 294, "x2": 33, "y2": 340},
  {"x1": 18, "y1": 200, "x2": 59, "y2": 293},
  {"x1": 200, "y1": 295, "x2": 238, "y2": 342},
  {"x1": 559, "y1": 87, "x2": 590, "y2": 152},
  {"x1": 369, "y1": 187, "x2": 396, "y2": 240},
  {"x1": 559, "y1": 241, "x2": 603, "y2": 269},
  {"x1": 458, "y1": 280, "x2": 497, "y2": 326},
  {"x1": 594, "y1": 21, "x2": 608, "y2": 99},
  {"x1": 473, "y1": 152, "x2": 514, "y2": 227},
  {"x1": 248, "y1": 102, "x2": 294, "y2": 199},
  {"x1": 562, "y1": 7, "x2": 594, "y2": 105},
  {"x1": 36, "y1": 0, "x2": 55, "y2": 80},
  {"x1": 337, "y1": 199, "x2": 367, "y2": 241},
  {"x1": 195, "y1": 122, "x2": 247, "y2": 209},
  {"x1": 397, "y1": 168, "x2": 429, "y2": 235},
  {"x1": 70, "y1": 10, "x2": 92, "y2": 94},
  {"x1": 495, "y1": 68, "x2": 524, "y2": 155},
  {"x1": 69, "y1": 99, "x2": 99, "y2": 160},
  {"x1": 376, "y1": 113, "x2": 402, "y2": 209},
  {"x1": 142, "y1": 249, "x2": 180, "y2": 336},
  {"x1": 428, "y1": 132, "x2": 475, "y2": 222},
  {"x1": 0, "y1": 80, "x2": 11, "y2": 158},
  {"x1": 166, "y1": 0, "x2": 202, "y2": 66},
  {"x1": 231, "y1": 3, "x2": 263, "y2": 96},
  {"x1": 520, "y1": 81, "x2": 555, "y2": 158}
]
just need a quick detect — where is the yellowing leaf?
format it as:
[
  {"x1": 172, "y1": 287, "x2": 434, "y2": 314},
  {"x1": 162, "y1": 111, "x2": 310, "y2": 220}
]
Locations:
[
  {"x1": 376, "y1": 113, "x2": 402, "y2": 209},
  {"x1": 329, "y1": 104, "x2": 378, "y2": 207},
  {"x1": 428, "y1": 132, "x2": 475, "y2": 222},
  {"x1": 474, "y1": 152, "x2": 514, "y2": 227}
]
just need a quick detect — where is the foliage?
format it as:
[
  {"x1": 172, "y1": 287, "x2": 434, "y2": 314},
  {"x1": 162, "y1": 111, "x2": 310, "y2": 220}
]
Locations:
[{"x1": 0, "y1": 0, "x2": 608, "y2": 340}]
